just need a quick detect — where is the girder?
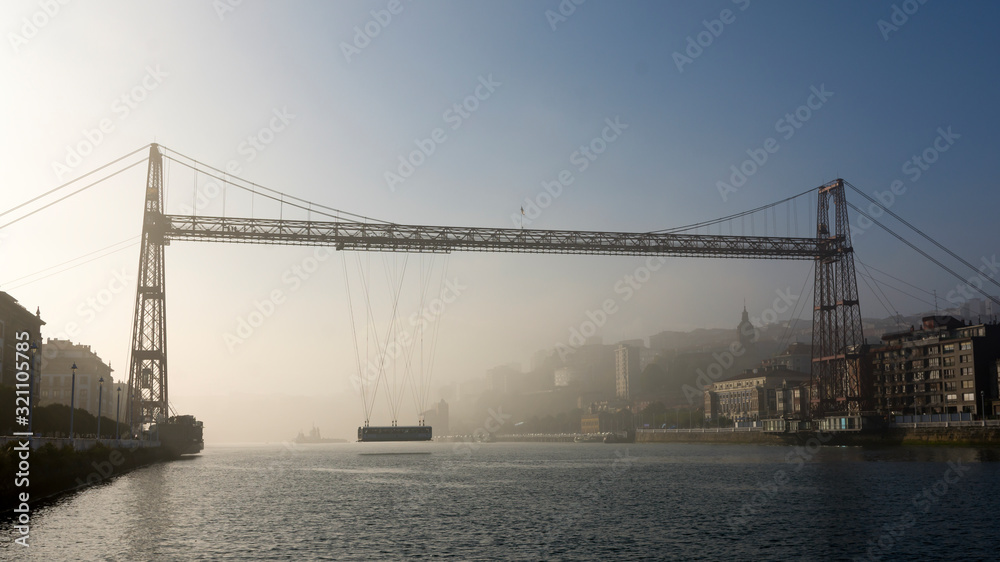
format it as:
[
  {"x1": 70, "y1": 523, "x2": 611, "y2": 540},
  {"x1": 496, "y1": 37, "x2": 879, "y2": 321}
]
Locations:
[
  {"x1": 126, "y1": 144, "x2": 868, "y2": 425},
  {"x1": 160, "y1": 215, "x2": 831, "y2": 259}
]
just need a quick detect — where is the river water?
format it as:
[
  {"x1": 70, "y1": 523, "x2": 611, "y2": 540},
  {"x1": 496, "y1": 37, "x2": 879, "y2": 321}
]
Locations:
[{"x1": 3, "y1": 442, "x2": 999, "y2": 560}]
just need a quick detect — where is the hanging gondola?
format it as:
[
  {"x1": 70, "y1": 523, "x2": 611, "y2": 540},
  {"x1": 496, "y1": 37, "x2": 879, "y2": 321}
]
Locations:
[
  {"x1": 357, "y1": 425, "x2": 432, "y2": 442},
  {"x1": 343, "y1": 251, "x2": 449, "y2": 441}
]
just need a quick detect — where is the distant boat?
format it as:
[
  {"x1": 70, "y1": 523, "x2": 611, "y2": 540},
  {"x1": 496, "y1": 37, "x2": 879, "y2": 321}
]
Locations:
[{"x1": 294, "y1": 425, "x2": 347, "y2": 444}]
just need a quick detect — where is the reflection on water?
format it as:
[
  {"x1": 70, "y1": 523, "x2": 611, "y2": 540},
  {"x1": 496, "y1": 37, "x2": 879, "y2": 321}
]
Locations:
[{"x1": 3, "y1": 442, "x2": 998, "y2": 560}]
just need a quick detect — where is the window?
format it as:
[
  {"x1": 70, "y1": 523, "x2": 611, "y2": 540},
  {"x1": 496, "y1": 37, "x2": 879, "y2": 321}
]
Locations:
[
  {"x1": 929, "y1": 370, "x2": 940, "y2": 379},
  {"x1": 928, "y1": 358, "x2": 940, "y2": 367},
  {"x1": 926, "y1": 346, "x2": 940, "y2": 355},
  {"x1": 961, "y1": 367, "x2": 974, "y2": 377},
  {"x1": 960, "y1": 341, "x2": 972, "y2": 351},
  {"x1": 945, "y1": 382, "x2": 957, "y2": 391},
  {"x1": 943, "y1": 357, "x2": 955, "y2": 367},
  {"x1": 963, "y1": 393, "x2": 975, "y2": 402},
  {"x1": 943, "y1": 369, "x2": 955, "y2": 379},
  {"x1": 946, "y1": 394, "x2": 958, "y2": 402},
  {"x1": 962, "y1": 380, "x2": 975, "y2": 389},
  {"x1": 960, "y1": 355, "x2": 971, "y2": 364},
  {"x1": 943, "y1": 343, "x2": 956, "y2": 353}
]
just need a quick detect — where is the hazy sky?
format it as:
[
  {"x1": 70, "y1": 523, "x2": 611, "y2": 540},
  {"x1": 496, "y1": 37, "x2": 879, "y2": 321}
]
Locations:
[{"x1": 3, "y1": 1, "x2": 999, "y2": 441}]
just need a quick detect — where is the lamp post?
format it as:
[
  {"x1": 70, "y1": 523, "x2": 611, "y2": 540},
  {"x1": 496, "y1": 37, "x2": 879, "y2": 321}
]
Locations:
[
  {"x1": 97, "y1": 377, "x2": 104, "y2": 442},
  {"x1": 69, "y1": 362, "x2": 77, "y2": 442},
  {"x1": 981, "y1": 391, "x2": 987, "y2": 422},
  {"x1": 116, "y1": 385, "x2": 122, "y2": 442}
]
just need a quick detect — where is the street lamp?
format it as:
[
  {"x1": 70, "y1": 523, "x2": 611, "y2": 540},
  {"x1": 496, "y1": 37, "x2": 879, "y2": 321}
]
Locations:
[
  {"x1": 97, "y1": 377, "x2": 104, "y2": 442},
  {"x1": 69, "y1": 362, "x2": 77, "y2": 442},
  {"x1": 116, "y1": 385, "x2": 122, "y2": 442}
]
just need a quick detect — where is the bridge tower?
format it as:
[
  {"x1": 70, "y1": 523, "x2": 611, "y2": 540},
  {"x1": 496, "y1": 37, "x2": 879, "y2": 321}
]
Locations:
[
  {"x1": 811, "y1": 179, "x2": 868, "y2": 415},
  {"x1": 126, "y1": 143, "x2": 169, "y2": 432}
]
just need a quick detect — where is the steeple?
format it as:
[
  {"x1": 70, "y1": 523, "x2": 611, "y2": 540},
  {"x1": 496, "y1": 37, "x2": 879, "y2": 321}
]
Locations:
[{"x1": 737, "y1": 300, "x2": 755, "y2": 349}]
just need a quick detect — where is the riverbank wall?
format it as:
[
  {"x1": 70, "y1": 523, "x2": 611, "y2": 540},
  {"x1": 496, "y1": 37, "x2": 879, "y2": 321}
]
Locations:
[
  {"x1": 636, "y1": 426, "x2": 1000, "y2": 447},
  {"x1": 0, "y1": 440, "x2": 172, "y2": 514}
]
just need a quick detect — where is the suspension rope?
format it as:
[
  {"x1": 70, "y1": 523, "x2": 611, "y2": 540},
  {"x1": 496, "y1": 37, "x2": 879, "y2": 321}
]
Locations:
[
  {"x1": 160, "y1": 147, "x2": 393, "y2": 225},
  {"x1": 846, "y1": 181, "x2": 1000, "y2": 292},
  {"x1": 775, "y1": 262, "x2": 815, "y2": 353},
  {"x1": 647, "y1": 186, "x2": 817, "y2": 234},
  {"x1": 0, "y1": 157, "x2": 148, "y2": 231},
  {"x1": 0, "y1": 144, "x2": 150, "y2": 221},
  {"x1": 846, "y1": 201, "x2": 1000, "y2": 308},
  {"x1": 341, "y1": 251, "x2": 369, "y2": 425}
]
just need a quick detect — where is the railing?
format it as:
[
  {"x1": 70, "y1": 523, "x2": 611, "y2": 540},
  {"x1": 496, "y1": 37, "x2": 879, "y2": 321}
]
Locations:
[
  {"x1": 889, "y1": 420, "x2": 1000, "y2": 429},
  {"x1": 637, "y1": 427, "x2": 762, "y2": 433},
  {"x1": 0, "y1": 437, "x2": 161, "y2": 450}
]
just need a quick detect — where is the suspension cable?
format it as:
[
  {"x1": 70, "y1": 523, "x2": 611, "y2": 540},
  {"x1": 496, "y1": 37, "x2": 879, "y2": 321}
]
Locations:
[
  {"x1": 647, "y1": 186, "x2": 817, "y2": 234},
  {"x1": 846, "y1": 201, "x2": 1000, "y2": 307},
  {"x1": 160, "y1": 147, "x2": 393, "y2": 225},
  {"x1": 846, "y1": 181, "x2": 1000, "y2": 292},
  {"x1": 0, "y1": 144, "x2": 150, "y2": 221}
]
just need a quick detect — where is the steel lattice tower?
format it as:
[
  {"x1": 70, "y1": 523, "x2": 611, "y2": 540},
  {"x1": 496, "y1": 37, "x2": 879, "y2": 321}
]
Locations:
[
  {"x1": 126, "y1": 144, "x2": 169, "y2": 432},
  {"x1": 811, "y1": 179, "x2": 868, "y2": 415}
]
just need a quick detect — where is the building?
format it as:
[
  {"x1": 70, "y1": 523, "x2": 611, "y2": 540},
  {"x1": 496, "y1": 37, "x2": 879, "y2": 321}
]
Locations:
[
  {"x1": 872, "y1": 317, "x2": 1000, "y2": 416},
  {"x1": 0, "y1": 291, "x2": 45, "y2": 395},
  {"x1": 554, "y1": 366, "x2": 584, "y2": 387},
  {"x1": 487, "y1": 364, "x2": 521, "y2": 394},
  {"x1": 562, "y1": 341, "x2": 617, "y2": 397},
  {"x1": 766, "y1": 342, "x2": 812, "y2": 374},
  {"x1": 580, "y1": 412, "x2": 614, "y2": 434},
  {"x1": 615, "y1": 344, "x2": 642, "y2": 400},
  {"x1": 774, "y1": 378, "x2": 810, "y2": 419},
  {"x1": 704, "y1": 366, "x2": 812, "y2": 423},
  {"x1": 38, "y1": 338, "x2": 118, "y2": 421},
  {"x1": 420, "y1": 399, "x2": 449, "y2": 436}
]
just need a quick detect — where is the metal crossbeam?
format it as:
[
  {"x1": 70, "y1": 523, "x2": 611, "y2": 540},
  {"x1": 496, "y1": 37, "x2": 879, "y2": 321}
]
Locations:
[{"x1": 159, "y1": 215, "x2": 831, "y2": 259}]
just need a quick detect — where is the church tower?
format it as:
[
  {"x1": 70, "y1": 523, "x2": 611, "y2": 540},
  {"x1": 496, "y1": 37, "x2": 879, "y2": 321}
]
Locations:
[{"x1": 737, "y1": 302, "x2": 756, "y2": 350}]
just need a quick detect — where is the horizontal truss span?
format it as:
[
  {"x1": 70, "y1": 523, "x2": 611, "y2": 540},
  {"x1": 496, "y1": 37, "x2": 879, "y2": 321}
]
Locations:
[{"x1": 160, "y1": 215, "x2": 831, "y2": 259}]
